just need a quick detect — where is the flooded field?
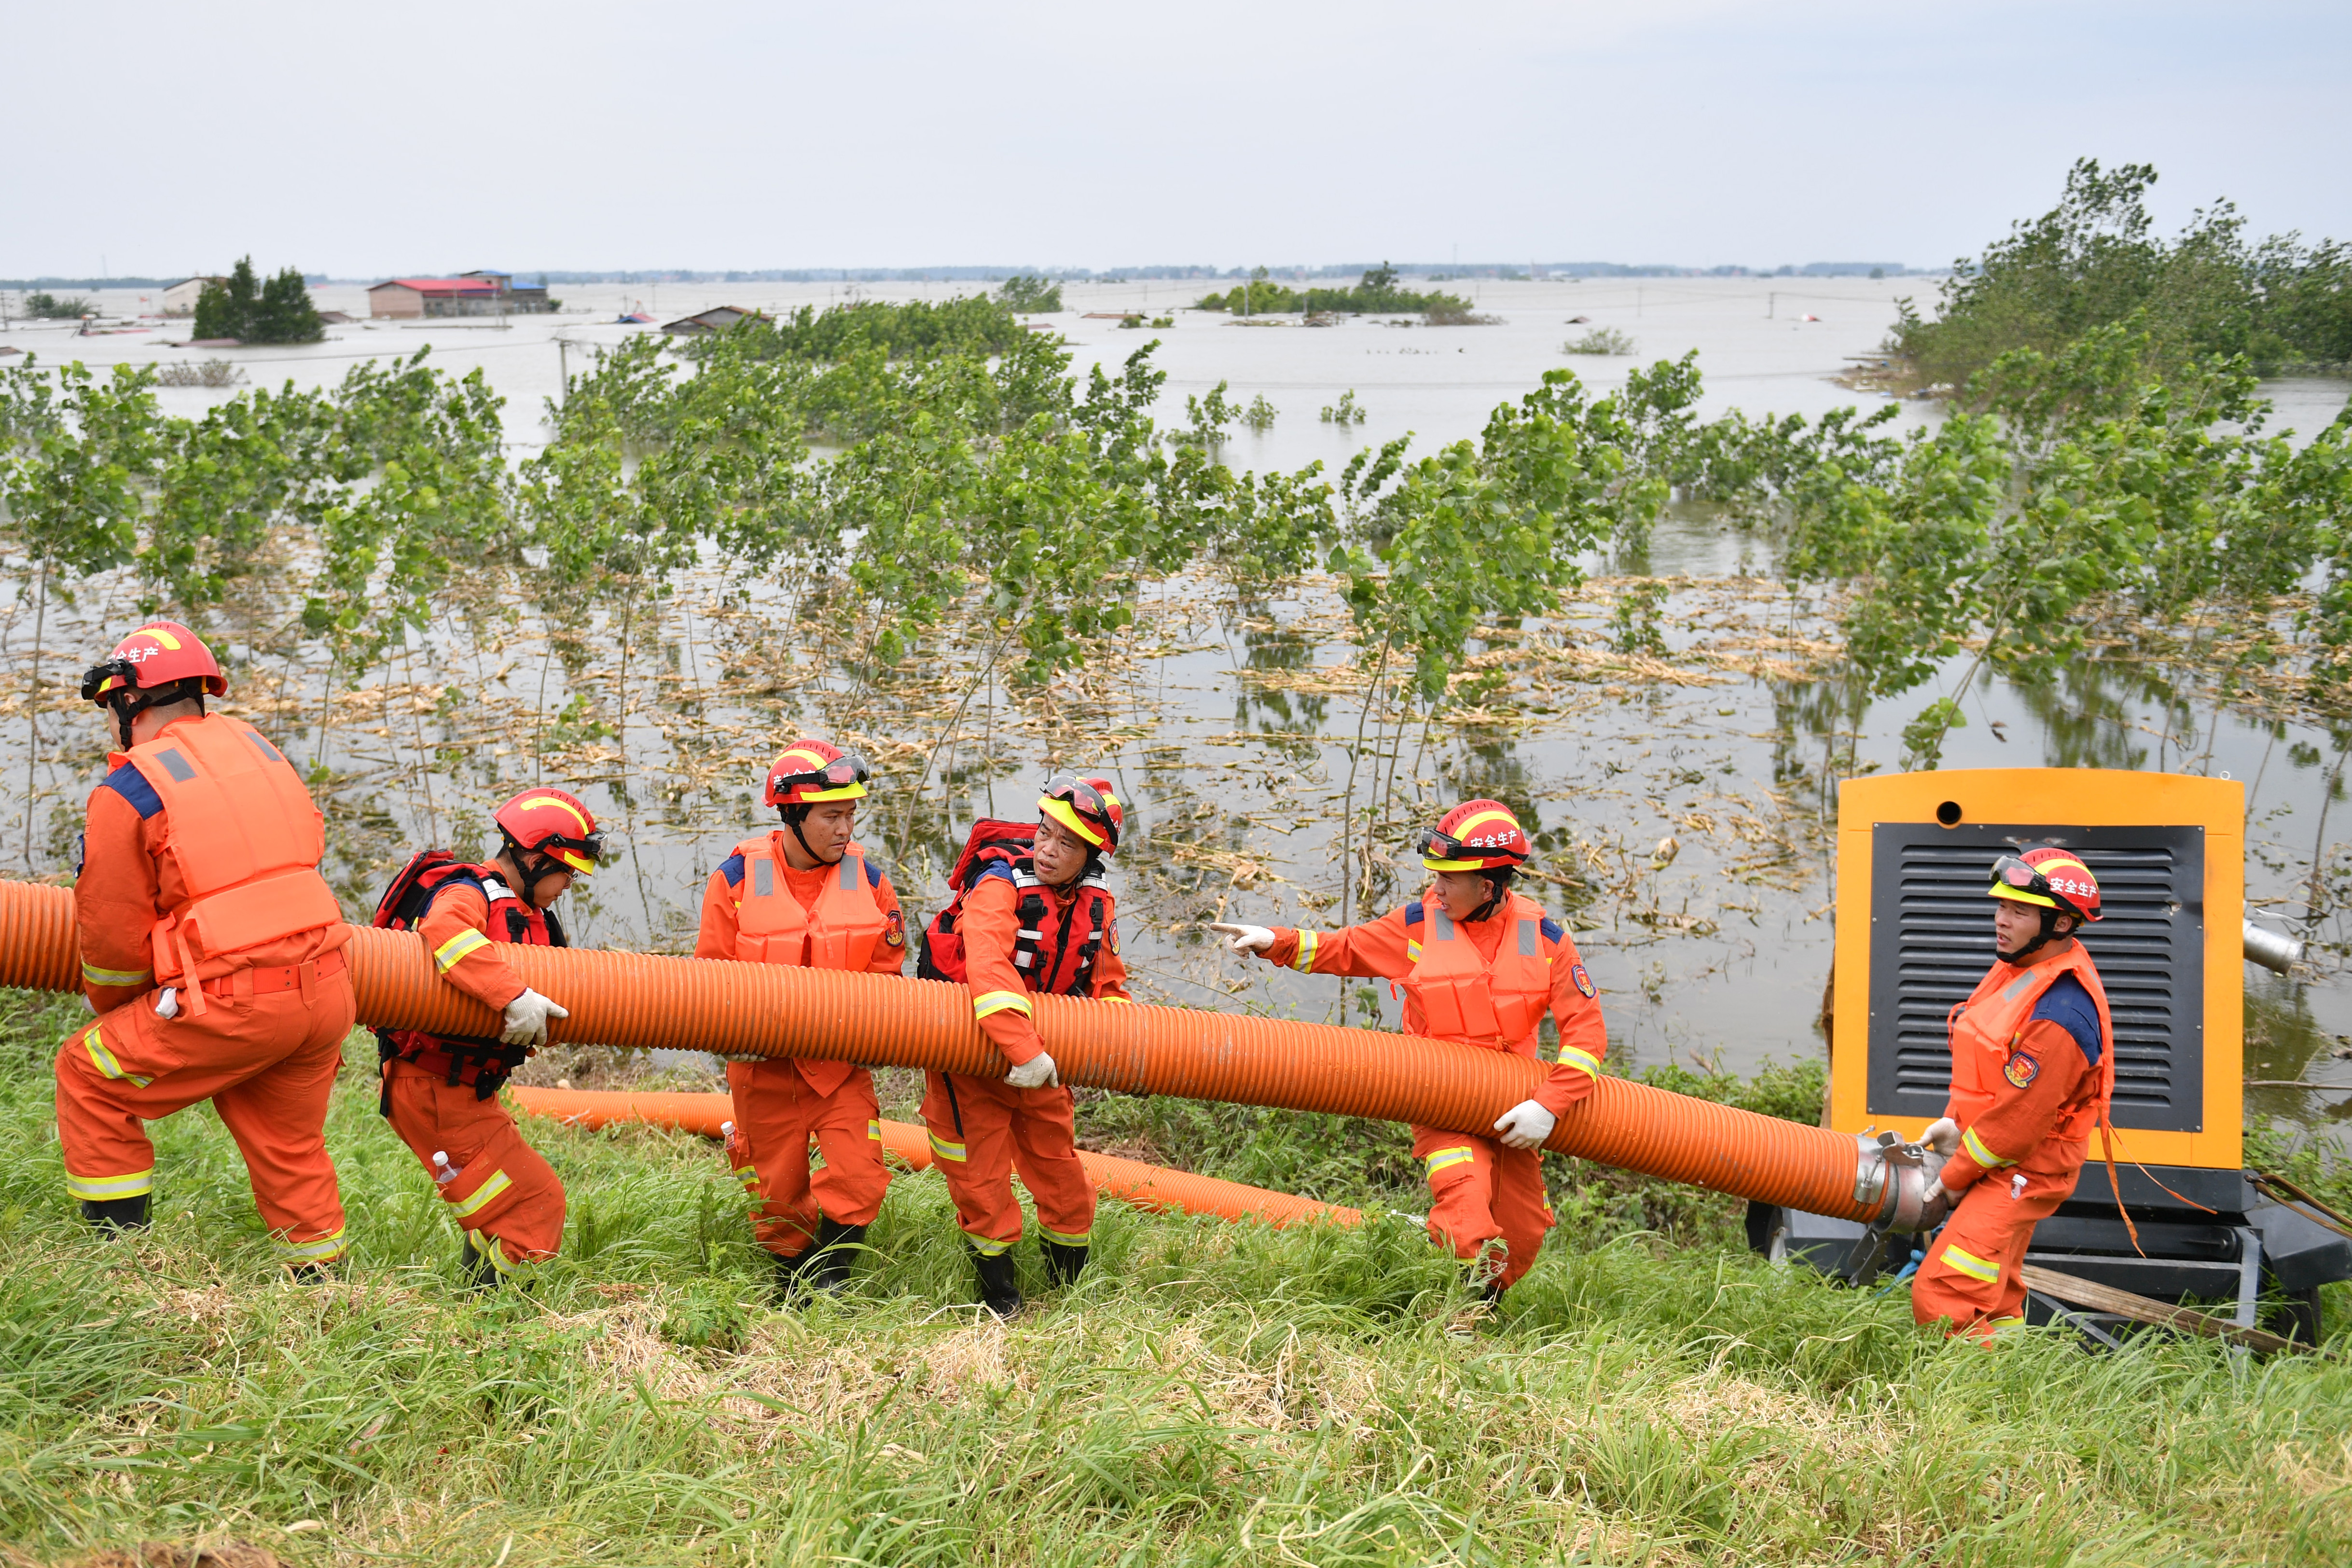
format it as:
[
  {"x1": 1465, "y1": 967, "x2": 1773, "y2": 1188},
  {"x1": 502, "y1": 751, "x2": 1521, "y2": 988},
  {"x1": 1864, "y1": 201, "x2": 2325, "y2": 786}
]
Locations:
[{"x1": 6, "y1": 278, "x2": 2349, "y2": 1153}]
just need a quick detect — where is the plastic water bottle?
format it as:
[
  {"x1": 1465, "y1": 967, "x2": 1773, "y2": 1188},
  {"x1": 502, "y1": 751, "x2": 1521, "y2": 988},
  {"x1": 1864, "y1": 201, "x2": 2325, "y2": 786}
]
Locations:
[{"x1": 430, "y1": 1150, "x2": 462, "y2": 1188}]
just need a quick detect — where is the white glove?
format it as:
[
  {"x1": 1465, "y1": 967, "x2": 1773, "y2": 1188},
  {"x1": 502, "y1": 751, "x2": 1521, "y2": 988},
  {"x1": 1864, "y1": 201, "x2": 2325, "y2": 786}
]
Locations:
[
  {"x1": 500, "y1": 987, "x2": 569, "y2": 1048},
  {"x1": 1922, "y1": 1117, "x2": 1961, "y2": 1155},
  {"x1": 1492, "y1": 1099, "x2": 1557, "y2": 1151},
  {"x1": 1207, "y1": 922, "x2": 1276, "y2": 955},
  {"x1": 1005, "y1": 1052, "x2": 1059, "y2": 1089}
]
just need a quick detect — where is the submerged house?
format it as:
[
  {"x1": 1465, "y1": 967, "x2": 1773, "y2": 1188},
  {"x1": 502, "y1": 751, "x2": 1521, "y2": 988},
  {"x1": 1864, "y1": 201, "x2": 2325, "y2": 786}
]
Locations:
[
  {"x1": 659, "y1": 305, "x2": 770, "y2": 335},
  {"x1": 160, "y1": 277, "x2": 226, "y2": 316},
  {"x1": 368, "y1": 270, "x2": 554, "y2": 319}
]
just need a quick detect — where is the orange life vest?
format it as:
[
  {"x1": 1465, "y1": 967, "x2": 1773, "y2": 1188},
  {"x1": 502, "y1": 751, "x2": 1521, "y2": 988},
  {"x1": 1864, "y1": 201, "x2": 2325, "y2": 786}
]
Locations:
[
  {"x1": 731, "y1": 835, "x2": 887, "y2": 1098},
  {"x1": 1407, "y1": 891, "x2": 1550, "y2": 1054},
  {"x1": 732, "y1": 835, "x2": 887, "y2": 971},
  {"x1": 1947, "y1": 942, "x2": 2114, "y2": 1146},
  {"x1": 118, "y1": 714, "x2": 342, "y2": 992}
]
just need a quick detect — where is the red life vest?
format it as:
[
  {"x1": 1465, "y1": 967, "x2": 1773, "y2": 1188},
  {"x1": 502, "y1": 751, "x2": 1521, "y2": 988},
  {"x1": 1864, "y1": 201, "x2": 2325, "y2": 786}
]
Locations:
[
  {"x1": 1405, "y1": 891, "x2": 1551, "y2": 1055},
  {"x1": 373, "y1": 854, "x2": 563, "y2": 1105},
  {"x1": 117, "y1": 714, "x2": 342, "y2": 1005},
  {"x1": 730, "y1": 835, "x2": 888, "y2": 1096},
  {"x1": 1947, "y1": 942, "x2": 2114, "y2": 1148},
  {"x1": 916, "y1": 819, "x2": 1113, "y2": 998}
]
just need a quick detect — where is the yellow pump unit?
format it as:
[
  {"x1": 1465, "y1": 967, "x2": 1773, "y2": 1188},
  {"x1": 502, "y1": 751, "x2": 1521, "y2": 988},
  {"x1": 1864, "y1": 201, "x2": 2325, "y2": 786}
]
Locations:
[{"x1": 1833, "y1": 767, "x2": 2243, "y2": 1188}]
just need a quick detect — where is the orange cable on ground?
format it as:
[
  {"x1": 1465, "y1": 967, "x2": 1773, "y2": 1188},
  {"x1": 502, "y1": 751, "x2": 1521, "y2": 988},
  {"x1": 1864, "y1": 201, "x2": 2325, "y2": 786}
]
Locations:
[
  {"x1": 0, "y1": 878, "x2": 1876, "y2": 1223},
  {"x1": 505, "y1": 1085, "x2": 1363, "y2": 1229}
]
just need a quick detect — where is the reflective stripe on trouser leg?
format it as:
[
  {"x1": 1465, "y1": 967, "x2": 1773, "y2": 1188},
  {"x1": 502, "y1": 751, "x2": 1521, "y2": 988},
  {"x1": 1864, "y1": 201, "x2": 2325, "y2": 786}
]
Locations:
[
  {"x1": 275, "y1": 1226, "x2": 347, "y2": 1263},
  {"x1": 922, "y1": 1072, "x2": 1027, "y2": 1249},
  {"x1": 466, "y1": 1227, "x2": 527, "y2": 1275},
  {"x1": 66, "y1": 1166, "x2": 155, "y2": 1202},
  {"x1": 1039, "y1": 1224, "x2": 1092, "y2": 1246}
]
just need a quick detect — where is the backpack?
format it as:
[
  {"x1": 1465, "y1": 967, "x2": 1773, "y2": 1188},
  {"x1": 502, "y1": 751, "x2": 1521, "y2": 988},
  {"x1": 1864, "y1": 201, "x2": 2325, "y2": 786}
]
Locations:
[
  {"x1": 373, "y1": 848, "x2": 467, "y2": 932},
  {"x1": 914, "y1": 819, "x2": 1037, "y2": 984}
]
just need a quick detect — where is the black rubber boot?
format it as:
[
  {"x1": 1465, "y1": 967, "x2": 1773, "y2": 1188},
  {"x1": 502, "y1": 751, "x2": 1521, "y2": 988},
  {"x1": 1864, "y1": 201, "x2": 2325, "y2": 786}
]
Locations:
[
  {"x1": 80, "y1": 1193, "x2": 151, "y2": 1233},
  {"x1": 461, "y1": 1233, "x2": 506, "y2": 1292},
  {"x1": 972, "y1": 1248, "x2": 1023, "y2": 1319},
  {"x1": 1042, "y1": 1240, "x2": 1089, "y2": 1289},
  {"x1": 802, "y1": 1219, "x2": 867, "y2": 1293},
  {"x1": 772, "y1": 1246, "x2": 816, "y2": 1298}
]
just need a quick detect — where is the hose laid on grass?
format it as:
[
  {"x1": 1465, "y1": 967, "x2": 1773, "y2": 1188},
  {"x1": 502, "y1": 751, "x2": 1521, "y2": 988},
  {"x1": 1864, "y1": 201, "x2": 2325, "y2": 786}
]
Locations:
[
  {"x1": 0, "y1": 878, "x2": 1876, "y2": 1222},
  {"x1": 506, "y1": 1084, "x2": 1364, "y2": 1229}
]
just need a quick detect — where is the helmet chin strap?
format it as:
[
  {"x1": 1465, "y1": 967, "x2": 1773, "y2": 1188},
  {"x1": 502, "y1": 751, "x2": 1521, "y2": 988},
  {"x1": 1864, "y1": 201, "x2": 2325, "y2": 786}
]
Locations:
[
  {"x1": 108, "y1": 687, "x2": 202, "y2": 750},
  {"x1": 783, "y1": 808, "x2": 844, "y2": 866},
  {"x1": 1465, "y1": 872, "x2": 1509, "y2": 924},
  {"x1": 1996, "y1": 907, "x2": 2066, "y2": 965},
  {"x1": 500, "y1": 838, "x2": 557, "y2": 907}
]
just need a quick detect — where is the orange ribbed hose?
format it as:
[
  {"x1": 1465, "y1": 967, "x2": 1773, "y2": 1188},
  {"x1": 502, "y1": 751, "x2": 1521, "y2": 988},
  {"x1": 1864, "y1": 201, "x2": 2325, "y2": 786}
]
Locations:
[
  {"x1": 0, "y1": 878, "x2": 1870, "y2": 1221},
  {"x1": 505, "y1": 1085, "x2": 1364, "y2": 1229}
]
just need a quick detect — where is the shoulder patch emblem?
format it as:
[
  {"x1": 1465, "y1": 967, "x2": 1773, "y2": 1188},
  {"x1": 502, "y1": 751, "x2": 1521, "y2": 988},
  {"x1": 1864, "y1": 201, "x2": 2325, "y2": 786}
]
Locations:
[
  {"x1": 1108, "y1": 917, "x2": 1120, "y2": 954},
  {"x1": 2003, "y1": 1051, "x2": 2039, "y2": 1089},
  {"x1": 884, "y1": 908, "x2": 906, "y2": 948},
  {"x1": 1570, "y1": 963, "x2": 1595, "y2": 999}
]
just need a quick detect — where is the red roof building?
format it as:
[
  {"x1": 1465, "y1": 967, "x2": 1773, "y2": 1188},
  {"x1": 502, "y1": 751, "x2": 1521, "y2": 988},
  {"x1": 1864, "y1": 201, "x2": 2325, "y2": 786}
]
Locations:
[{"x1": 368, "y1": 273, "x2": 553, "y2": 319}]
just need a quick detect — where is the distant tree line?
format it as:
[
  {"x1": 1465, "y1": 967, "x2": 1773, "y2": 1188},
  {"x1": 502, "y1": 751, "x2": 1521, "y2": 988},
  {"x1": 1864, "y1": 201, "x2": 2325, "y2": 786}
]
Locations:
[
  {"x1": 193, "y1": 257, "x2": 323, "y2": 345},
  {"x1": 1195, "y1": 264, "x2": 1476, "y2": 319},
  {"x1": 1895, "y1": 160, "x2": 2352, "y2": 390}
]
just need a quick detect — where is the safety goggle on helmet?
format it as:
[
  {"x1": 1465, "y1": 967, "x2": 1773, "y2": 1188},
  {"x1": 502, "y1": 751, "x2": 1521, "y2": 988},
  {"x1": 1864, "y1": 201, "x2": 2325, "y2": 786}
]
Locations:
[
  {"x1": 1987, "y1": 850, "x2": 2101, "y2": 924},
  {"x1": 1418, "y1": 800, "x2": 1531, "y2": 871},
  {"x1": 1039, "y1": 772, "x2": 1122, "y2": 854},
  {"x1": 764, "y1": 743, "x2": 872, "y2": 807}
]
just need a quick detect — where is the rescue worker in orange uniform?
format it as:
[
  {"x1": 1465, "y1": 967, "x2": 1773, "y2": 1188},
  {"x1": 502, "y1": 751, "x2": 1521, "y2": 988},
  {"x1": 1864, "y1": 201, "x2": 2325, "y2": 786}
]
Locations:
[
  {"x1": 57, "y1": 622, "x2": 355, "y2": 1271},
  {"x1": 1911, "y1": 847, "x2": 2113, "y2": 1343},
  {"x1": 694, "y1": 741, "x2": 909, "y2": 1295},
  {"x1": 1213, "y1": 799, "x2": 1607, "y2": 1298},
  {"x1": 919, "y1": 775, "x2": 1130, "y2": 1318},
  {"x1": 375, "y1": 790, "x2": 600, "y2": 1287}
]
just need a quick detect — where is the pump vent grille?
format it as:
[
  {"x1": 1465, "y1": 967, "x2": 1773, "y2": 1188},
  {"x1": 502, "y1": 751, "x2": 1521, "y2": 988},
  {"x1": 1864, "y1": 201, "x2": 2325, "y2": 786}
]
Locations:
[{"x1": 1866, "y1": 823, "x2": 2204, "y2": 1132}]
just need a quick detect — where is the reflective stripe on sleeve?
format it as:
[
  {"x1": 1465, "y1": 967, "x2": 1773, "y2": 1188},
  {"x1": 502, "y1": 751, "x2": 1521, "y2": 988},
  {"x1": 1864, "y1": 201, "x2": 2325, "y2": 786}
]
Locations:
[
  {"x1": 80, "y1": 959, "x2": 153, "y2": 988},
  {"x1": 972, "y1": 990, "x2": 1033, "y2": 1020},
  {"x1": 1938, "y1": 1244, "x2": 2002, "y2": 1284},
  {"x1": 929, "y1": 1132, "x2": 968, "y2": 1164},
  {"x1": 1424, "y1": 1146, "x2": 1476, "y2": 1175},
  {"x1": 1961, "y1": 1125, "x2": 2015, "y2": 1170},
  {"x1": 1405, "y1": 939, "x2": 1423, "y2": 963},
  {"x1": 82, "y1": 1027, "x2": 152, "y2": 1089},
  {"x1": 66, "y1": 1166, "x2": 154, "y2": 1201},
  {"x1": 1557, "y1": 1046, "x2": 1602, "y2": 1078},
  {"x1": 867, "y1": 1120, "x2": 883, "y2": 1141},
  {"x1": 1292, "y1": 930, "x2": 1318, "y2": 972},
  {"x1": 432, "y1": 929, "x2": 491, "y2": 973},
  {"x1": 449, "y1": 1169, "x2": 513, "y2": 1219}
]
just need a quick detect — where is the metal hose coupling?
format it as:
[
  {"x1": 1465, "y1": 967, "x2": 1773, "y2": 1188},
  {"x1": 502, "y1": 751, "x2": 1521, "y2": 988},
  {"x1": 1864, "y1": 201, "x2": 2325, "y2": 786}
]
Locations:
[{"x1": 1851, "y1": 1129, "x2": 1951, "y2": 1232}]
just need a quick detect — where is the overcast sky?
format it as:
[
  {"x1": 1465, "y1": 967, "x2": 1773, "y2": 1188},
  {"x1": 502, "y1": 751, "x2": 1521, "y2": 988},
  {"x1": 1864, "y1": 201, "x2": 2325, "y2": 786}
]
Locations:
[{"x1": 8, "y1": 0, "x2": 2348, "y2": 278}]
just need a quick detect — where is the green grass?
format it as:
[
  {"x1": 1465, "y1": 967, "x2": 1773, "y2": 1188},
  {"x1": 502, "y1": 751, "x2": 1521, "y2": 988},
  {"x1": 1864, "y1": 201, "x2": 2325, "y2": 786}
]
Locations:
[{"x1": 0, "y1": 995, "x2": 2346, "y2": 1566}]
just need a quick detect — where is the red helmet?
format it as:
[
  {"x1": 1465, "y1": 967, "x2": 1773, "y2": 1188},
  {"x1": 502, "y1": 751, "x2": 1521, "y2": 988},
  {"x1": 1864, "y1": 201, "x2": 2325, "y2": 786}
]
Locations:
[
  {"x1": 763, "y1": 740, "x2": 871, "y2": 808},
  {"x1": 81, "y1": 621, "x2": 228, "y2": 707},
  {"x1": 1039, "y1": 773, "x2": 1123, "y2": 856},
  {"x1": 1989, "y1": 847, "x2": 2101, "y2": 924},
  {"x1": 496, "y1": 788, "x2": 603, "y2": 875},
  {"x1": 1420, "y1": 799, "x2": 1531, "y2": 872}
]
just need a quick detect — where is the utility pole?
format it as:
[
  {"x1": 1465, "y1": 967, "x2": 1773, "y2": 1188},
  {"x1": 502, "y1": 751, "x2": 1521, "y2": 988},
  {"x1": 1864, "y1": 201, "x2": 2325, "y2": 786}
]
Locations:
[{"x1": 1768, "y1": 291, "x2": 1775, "y2": 319}]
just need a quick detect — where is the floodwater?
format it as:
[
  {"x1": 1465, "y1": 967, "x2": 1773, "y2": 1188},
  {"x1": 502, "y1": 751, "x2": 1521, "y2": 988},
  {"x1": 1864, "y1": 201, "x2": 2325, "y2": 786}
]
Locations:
[{"x1": 7, "y1": 278, "x2": 2349, "y2": 1150}]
